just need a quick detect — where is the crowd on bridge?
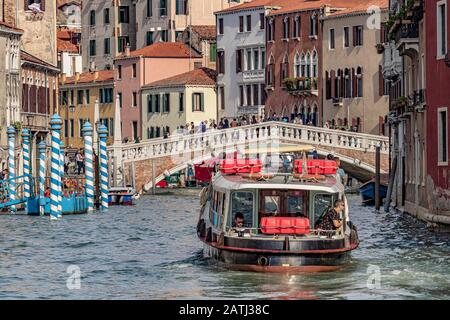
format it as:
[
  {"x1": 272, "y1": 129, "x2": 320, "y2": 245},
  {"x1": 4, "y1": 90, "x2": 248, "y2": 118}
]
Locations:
[{"x1": 160, "y1": 112, "x2": 361, "y2": 140}]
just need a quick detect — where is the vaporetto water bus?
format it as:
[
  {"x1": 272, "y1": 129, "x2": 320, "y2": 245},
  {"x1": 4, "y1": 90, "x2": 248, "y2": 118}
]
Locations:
[{"x1": 197, "y1": 145, "x2": 359, "y2": 272}]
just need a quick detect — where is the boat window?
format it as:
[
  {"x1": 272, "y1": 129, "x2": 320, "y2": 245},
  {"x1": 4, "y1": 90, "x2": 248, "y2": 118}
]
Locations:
[
  {"x1": 287, "y1": 191, "x2": 306, "y2": 217},
  {"x1": 264, "y1": 196, "x2": 280, "y2": 215},
  {"x1": 313, "y1": 193, "x2": 333, "y2": 227},
  {"x1": 231, "y1": 192, "x2": 253, "y2": 228}
]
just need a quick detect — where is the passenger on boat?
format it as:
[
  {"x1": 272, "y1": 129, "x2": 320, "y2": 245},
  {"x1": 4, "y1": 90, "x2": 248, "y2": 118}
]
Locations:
[
  {"x1": 316, "y1": 200, "x2": 344, "y2": 231},
  {"x1": 232, "y1": 212, "x2": 244, "y2": 228},
  {"x1": 44, "y1": 187, "x2": 51, "y2": 198}
]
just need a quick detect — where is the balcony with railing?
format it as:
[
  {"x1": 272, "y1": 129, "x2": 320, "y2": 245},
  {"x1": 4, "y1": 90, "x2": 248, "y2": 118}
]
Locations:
[
  {"x1": 391, "y1": 89, "x2": 426, "y2": 115},
  {"x1": 282, "y1": 77, "x2": 318, "y2": 96}
]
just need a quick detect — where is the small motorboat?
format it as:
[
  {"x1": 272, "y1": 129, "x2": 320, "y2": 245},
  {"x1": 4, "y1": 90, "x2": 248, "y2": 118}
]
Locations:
[
  {"x1": 108, "y1": 187, "x2": 137, "y2": 206},
  {"x1": 197, "y1": 144, "x2": 359, "y2": 272},
  {"x1": 359, "y1": 180, "x2": 388, "y2": 205}
]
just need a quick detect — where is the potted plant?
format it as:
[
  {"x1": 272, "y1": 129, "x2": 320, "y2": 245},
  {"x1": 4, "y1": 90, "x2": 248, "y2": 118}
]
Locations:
[
  {"x1": 376, "y1": 43, "x2": 385, "y2": 54},
  {"x1": 12, "y1": 121, "x2": 22, "y2": 132},
  {"x1": 282, "y1": 78, "x2": 297, "y2": 91}
]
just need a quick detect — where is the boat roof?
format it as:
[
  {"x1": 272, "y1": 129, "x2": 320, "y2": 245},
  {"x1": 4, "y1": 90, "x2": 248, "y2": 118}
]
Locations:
[
  {"x1": 212, "y1": 173, "x2": 343, "y2": 193},
  {"x1": 242, "y1": 144, "x2": 314, "y2": 155}
]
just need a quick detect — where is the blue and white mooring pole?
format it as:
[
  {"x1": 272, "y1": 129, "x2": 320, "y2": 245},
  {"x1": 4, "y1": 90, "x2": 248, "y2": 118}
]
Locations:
[
  {"x1": 58, "y1": 141, "x2": 65, "y2": 218},
  {"x1": 50, "y1": 114, "x2": 63, "y2": 220},
  {"x1": 83, "y1": 122, "x2": 95, "y2": 212},
  {"x1": 7, "y1": 126, "x2": 16, "y2": 212},
  {"x1": 98, "y1": 124, "x2": 109, "y2": 209},
  {"x1": 37, "y1": 140, "x2": 46, "y2": 216},
  {"x1": 22, "y1": 128, "x2": 31, "y2": 202}
]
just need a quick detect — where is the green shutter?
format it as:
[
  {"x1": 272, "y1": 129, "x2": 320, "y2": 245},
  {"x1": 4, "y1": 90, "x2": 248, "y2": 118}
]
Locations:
[{"x1": 201, "y1": 93, "x2": 204, "y2": 111}]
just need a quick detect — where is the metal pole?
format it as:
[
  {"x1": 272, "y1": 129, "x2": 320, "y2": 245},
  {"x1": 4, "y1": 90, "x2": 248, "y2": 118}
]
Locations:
[
  {"x1": 7, "y1": 126, "x2": 16, "y2": 212},
  {"x1": 38, "y1": 141, "x2": 46, "y2": 216},
  {"x1": 98, "y1": 124, "x2": 109, "y2": 209},
  {"x1": 375, "y1": 146, "x2": 381, "y2": 210},
  {"x1": 83, "y1": 121, "x2": 95, "y2": 212},
  {"x1": 50, "y1": 114, "x2": 63, "y2": 220}
]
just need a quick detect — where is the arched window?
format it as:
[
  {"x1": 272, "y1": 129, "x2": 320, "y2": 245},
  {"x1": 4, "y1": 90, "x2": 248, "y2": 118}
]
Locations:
[
  {"x1": 294, "y1": 16, "x2": 301, "y2": 38},
  {"x1": 283, "y1": 16, "x2": 290, "y2": 39},
  {"x1": 306, "y1": 52, "x2": 311, "y2": 78},
  {"x1": 268, "y1": 18, "x2": 275, "y2": 41},
  {"x1": 344, "y1": 68, "x2": 351, "y2": 98},
  {"x1": 281, "y1": 54, "x2": 289, "y2": 80},
  {"x1": 356, "y1": 66, "x2": 363, "y2": 97},
  {"x1": 311, "y1": 50, "x2": 318, "y2": 78},
  {"x1": 300, "y1": 53, "x2": 306, "y2": 77},
  {"x1": 294, "y1": 53, "x2": 301, "y2": 77},
  {"x1": 267, "y1": 55, "x2": 275, "y2": 86},
  {"x1": 310, "y1": 14, "x2": 317, "y2": 36}
]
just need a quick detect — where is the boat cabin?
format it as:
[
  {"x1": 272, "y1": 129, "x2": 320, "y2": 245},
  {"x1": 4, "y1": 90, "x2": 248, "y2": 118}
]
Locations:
[{"x1": 208, "y1": 172, "x2": 346, "y2": 238}]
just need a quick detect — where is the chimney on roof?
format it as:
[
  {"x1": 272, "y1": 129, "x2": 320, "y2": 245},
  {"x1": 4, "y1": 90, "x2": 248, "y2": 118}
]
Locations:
[
  {"x1": 60, "y1": 73, "x2": 67, "y2": 85},
  {"x1": 125, "y1": 44, "x2": 131, "y2": 57},
  {"x1": 89, "y1": 60, "x2": 96, "y2": 72},
  {"x1": 93, "y1": 70, "x2": 99, "y2": 81},
  {"x1": 74, "y1": 72, "x2": 80, "y2": 82}
]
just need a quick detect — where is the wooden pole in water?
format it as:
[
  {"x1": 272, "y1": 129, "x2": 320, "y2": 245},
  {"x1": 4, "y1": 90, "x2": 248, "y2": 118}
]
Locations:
[{"x1": 375, "y1": 146, "x2": 381, "y2": 210}]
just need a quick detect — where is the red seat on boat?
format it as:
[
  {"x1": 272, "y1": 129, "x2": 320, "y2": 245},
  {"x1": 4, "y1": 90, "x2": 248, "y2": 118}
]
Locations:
[
  {"x1": 294, "y1": 160, "x2": 337, "y2": 175},
  {"x1": 219, "y1": 159, "x2": 262, "y2": 174},
  {"x1": 260, "y1": 217, "x2": 310, "y2": 235}
]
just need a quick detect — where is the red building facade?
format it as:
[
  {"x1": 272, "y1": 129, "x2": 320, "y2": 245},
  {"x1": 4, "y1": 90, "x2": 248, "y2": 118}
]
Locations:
[
  {"x1": 425, "y1": 0, "x2": 450, "y2": 212},
  {"x1": 265, "y1": 5, "x2": 322, "y2": 124}
]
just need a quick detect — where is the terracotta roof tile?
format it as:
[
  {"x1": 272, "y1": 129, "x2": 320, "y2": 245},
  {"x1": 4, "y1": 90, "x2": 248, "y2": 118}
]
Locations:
[
  {"x1": 118, "y1": 42, "x2": 202, "y2": 59},
  {"x1": 21, "y1": 50, "x2": 58, "y2": 69},
  {"x1": 268, "y1": 0, "x2": 388, "y2": 16},
  {"x1": 143, "y1": 67, "x2": 217, "y2": 88},
  {"x1": 64, "y1": 70, "x2": 114, "y2": 84},
  {"x1": 190, "y1": 25, "x2": 216, "y2": 39},
  {"x1": 216, "y1": 0, "x2": 294, "y2": 14},
  {"x1": 57, "y1": 38, "x2": 79, "y2": 53}
]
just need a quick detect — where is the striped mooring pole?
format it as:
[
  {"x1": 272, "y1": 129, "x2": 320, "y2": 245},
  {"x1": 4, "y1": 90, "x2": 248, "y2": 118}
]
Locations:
[
  {"x1": 21, "y1": 128, "x2": 31, "y2": 201},
  {"x1": 83, "y1": 121, "x2": 94, "y2": 212},
  {"x1": 58, "y1": 141, "x2": 65, "y2": 218},
  {"x1": 7, "y1": 126, "x2": 16, "y2": 212},
  {"x1": 37, "y1": 141, "x2": 46, "y2": 216},
  {"x1": 50, "y1": 114, "x2": 63, "y2": 220},
  {"x1": 98, "y1": 124, "x2": 109, "y2": 209}
]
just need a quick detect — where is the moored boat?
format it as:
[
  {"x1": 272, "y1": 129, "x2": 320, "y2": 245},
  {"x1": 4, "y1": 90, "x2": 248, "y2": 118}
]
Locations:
[
  {"x1": 108, "y1": 187, "x2": 138, "y2": 206},
  {"x1": 197, "y1": 145, "x2": 359, "y2": 272},
  {"x1": 359, "y1": 180, "x2": 388, "y2": 206}
]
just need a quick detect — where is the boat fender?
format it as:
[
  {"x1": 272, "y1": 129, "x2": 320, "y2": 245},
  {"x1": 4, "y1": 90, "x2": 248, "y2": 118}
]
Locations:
[{"x1": 257, "y1": 256, "x2": 269, "y2": 267}]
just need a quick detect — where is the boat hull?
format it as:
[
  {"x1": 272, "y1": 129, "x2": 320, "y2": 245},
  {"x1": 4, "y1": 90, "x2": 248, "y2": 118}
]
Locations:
[
  {"x1": 198, "y1": 232, "x2": 358, "y2": 273},
  {"x1": 359, "y1": 181, "x2": 388, "y2": 205},
  {"x1": 26, "y1": 196, "x2": 88, "y2": 215}
]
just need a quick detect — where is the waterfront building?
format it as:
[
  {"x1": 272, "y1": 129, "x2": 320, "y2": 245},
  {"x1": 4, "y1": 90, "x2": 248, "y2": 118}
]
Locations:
[
  {"x1": 81, "y1": 0, "x2": 137, "y2": 71},
  {"x1": 0, "y1": 22, "x2": 22, "y2": 169},
  {"x1": 141, "y1": 67, "x2": 217, "y2": 139},
  {"x1": 385, "y1": 0, "x2": 427, "y2": 220},
  {"x1": 322, "y1": 1, "x2": 389, "y2": 134},
  {"x1": 59, "y1": 70, "x2": 115, "y2": 149},
  {"x1": 215, "y1": 0, "x2": 294, "y2": 119},
  {"x1": 135, "y1": 0, "x2": 234, "y2": 49},
  {"x1": 113, "y1": 42, "x2": 202, "y2": 142},
  {"x1": 423, "y1": 0, "x2": 450, "y2": 223},
  {"x1": 178, "y1": 25, "x2": 217, "y2": 70},
  {"x1": 57, "y1": 0, "x2": 82, "y2": 77},
  {"x1": 265, "y1": 1, "x2": 325, "y2": 124}
]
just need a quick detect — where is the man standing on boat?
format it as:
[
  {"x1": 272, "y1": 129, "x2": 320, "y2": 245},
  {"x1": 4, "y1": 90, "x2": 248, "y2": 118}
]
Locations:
[{"x1": 316, "y1": 200, "x2": 344, "y2": 232}]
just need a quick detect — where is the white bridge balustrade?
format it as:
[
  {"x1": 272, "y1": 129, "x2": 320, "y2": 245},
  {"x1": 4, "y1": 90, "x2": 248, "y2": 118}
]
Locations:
[{"x1": 106, "y1": 122, "x2": 389, "y2": 190}]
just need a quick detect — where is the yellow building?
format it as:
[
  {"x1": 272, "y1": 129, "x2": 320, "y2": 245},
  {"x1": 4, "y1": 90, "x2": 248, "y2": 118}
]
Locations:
[
  {"x1": 59, "y1": 70, "x2": 115, "y2": 149},
  {"x1": 141, "y1": 68, "x2": 217, "y2": 139}
]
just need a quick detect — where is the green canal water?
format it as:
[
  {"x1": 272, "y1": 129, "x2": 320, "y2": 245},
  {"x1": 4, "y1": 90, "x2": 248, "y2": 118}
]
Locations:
[{"x1": 0, "y1": 194, "x2": 449, "y2": 299}]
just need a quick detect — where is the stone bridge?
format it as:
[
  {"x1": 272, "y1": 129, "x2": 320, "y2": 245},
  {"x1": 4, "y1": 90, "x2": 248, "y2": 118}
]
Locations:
[{"x1": 107, "y1": 122, "x2": 390, "y2": 193}]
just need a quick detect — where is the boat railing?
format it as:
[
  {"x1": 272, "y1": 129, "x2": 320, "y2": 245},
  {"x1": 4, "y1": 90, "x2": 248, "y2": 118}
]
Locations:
[
  {"x1": 42, "y1": 176, "x2": 87, "y2": 197},
  {"x1": 225, "y1": 226, "x2": 340, "y2": 237}
]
